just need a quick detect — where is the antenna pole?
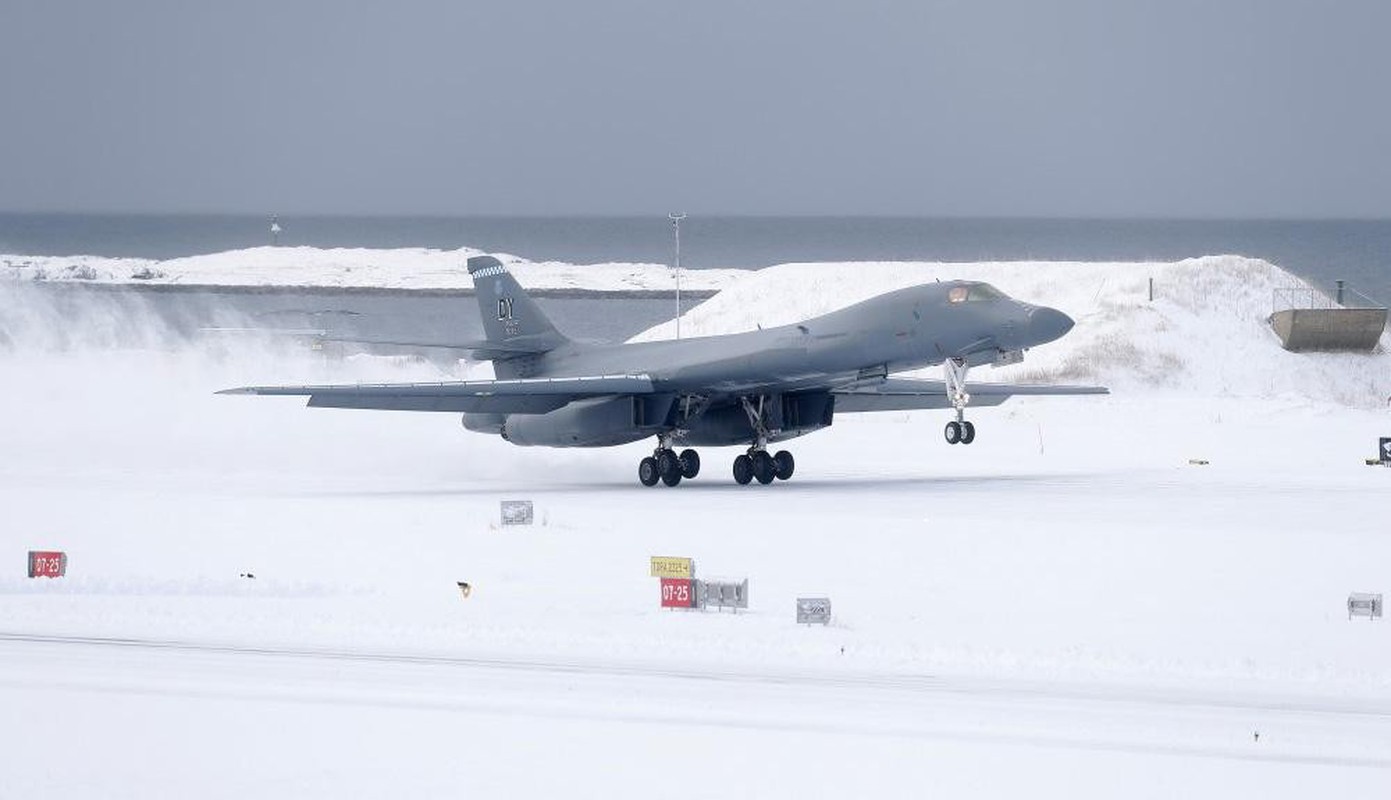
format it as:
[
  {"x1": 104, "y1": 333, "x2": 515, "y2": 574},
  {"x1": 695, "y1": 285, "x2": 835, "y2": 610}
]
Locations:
[{"x1": 669, "y1": 213, "x2": 686, "y2": 339}]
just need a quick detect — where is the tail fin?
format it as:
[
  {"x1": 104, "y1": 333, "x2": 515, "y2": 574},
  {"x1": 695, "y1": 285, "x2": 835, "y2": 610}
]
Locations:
[{"x1": 467, "y1": 256, "x2": 569, "y2": 356}]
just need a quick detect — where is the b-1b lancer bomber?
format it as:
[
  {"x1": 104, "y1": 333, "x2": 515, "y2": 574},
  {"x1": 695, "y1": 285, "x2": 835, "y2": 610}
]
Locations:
[{"x1": 222, "y1": 256, "x2": 1107, "y2": 486}]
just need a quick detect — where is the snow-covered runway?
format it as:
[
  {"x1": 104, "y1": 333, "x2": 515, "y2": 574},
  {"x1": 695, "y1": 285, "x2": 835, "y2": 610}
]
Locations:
[{"x1": 4, "y1": 630, "x2": 1388, "y2": 798}]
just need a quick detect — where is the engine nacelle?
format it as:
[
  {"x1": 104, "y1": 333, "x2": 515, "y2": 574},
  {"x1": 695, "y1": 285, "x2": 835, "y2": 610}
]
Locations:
[
  {"x1": 500, "y1": 395, "x2": 676, "y2": 447},
  {"x1": 461, "y1": 413, "x2": 506, "y2": 435}
]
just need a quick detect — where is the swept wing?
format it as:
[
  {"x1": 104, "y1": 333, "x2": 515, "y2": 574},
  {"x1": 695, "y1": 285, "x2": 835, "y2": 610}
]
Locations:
[
  {"x1": 218, "y1": 374, "x2": 654, "y2": 414},
  {"x1": 833, "y1": 377, "x2": 1108, "y2": 412}
]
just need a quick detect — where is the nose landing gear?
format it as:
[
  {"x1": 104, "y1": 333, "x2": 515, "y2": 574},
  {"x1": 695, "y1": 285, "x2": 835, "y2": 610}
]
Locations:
[
  {"x1": 943, "y1": 357, "x2": 978, "y2": 446},
  {"x1": 944, "y1": 419, "x2": 976, "y2": 445}
]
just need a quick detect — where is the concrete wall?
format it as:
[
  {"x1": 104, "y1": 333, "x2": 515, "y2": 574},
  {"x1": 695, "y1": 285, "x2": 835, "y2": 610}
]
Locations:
[{"x1": 1269, "y1": 308, "x2": 1388, "y2": 352}]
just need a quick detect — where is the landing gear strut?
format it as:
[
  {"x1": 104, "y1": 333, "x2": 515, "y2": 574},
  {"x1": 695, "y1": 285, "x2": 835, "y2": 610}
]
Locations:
[
  {"x1": 731, "y1": 395, "x2": 796, "y2": 486},
  {"x1": 943, "y1": 358, "x2": 977, "y2": 446}
]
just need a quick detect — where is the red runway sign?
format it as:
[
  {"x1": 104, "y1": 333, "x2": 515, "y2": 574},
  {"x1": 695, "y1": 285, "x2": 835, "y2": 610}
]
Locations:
[
  {"x1": 660, "y1": 577, "x2": 694, "y2": 608},
  {"x1": 28, "y1": 551, "x2": 67, "y2": 578}
]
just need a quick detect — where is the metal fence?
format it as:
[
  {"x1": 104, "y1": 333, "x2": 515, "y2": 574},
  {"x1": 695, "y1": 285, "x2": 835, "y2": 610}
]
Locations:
[{"x1": 1272, "y1": 284, "x2": 1386, "y2": 314}]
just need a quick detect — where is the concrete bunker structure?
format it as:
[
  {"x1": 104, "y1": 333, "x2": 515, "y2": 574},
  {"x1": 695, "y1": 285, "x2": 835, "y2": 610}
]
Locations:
[{"x1": 1269, "y1": 282, "x2": 1387, "y2": 353}]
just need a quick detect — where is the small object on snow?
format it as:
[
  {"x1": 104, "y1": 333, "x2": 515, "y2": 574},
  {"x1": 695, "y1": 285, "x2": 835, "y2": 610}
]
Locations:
[
  {"x1": 457, "y1": 581, "x2": 472, "y2": 599},
  {"x1": 1188, "y1": 459, "x2": 1210, "y2": 466},
  {"x1": 1348, "y1": 592, "x2": 1382, "y2": 620},
  {"x1": 1253, "y1": 731, "x2": 1260, "y2": 742},
  {"x1": 239, "y1": 572, "x2": 256, "y2": 579},
  {"x1": 500, "y1": 500, "x2": 534, "y2": 526}
]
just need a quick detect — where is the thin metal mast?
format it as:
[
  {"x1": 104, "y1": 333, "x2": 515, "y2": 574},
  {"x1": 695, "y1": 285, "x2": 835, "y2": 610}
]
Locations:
[{"x1": 669, "y1": 212, "x2": 686, "y2": 339}]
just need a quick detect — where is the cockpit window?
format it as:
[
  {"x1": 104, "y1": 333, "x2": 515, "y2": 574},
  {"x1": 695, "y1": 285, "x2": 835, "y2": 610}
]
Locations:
[
  {"x1": 948, "y1": 283, "x2": 1005, "y2": 304},
  {"x1": 967, "y1": 283, "x2": 1004, "y2": 301}
]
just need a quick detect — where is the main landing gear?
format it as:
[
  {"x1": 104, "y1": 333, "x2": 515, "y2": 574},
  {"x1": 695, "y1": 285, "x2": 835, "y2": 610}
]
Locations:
[
  {"x1": 638, "y1": 441, "x2": 700, "y2": 487},
  {"x1": 636, "y1": 444, "x2": 793, "y2": 488},
  {"x1": 731, "y1": 395, "x2": 795, "y2": 487},
  {"x1": 943, "y1": 357, "x2": 977, "y2": 446},
  {"x1": 732, "y1": 448, "x2": 795, "y2": 486},
  {"x1": 635, "y1": 394, "x2": 800, "y2": 487}
]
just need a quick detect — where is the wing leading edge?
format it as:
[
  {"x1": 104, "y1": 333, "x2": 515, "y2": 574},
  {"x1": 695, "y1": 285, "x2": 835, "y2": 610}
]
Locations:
[
  {"x1": 217, "y1": 374, "x2": 655, "y2": 414},
  {"x1": 833, "y1": 378, "x2": 1108, "y2": 413}
]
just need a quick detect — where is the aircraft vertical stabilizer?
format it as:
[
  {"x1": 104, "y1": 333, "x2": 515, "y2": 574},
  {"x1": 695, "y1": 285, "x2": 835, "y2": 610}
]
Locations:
[{"x1": 467, "y1": 256, "x2": 569, "y2": 375}]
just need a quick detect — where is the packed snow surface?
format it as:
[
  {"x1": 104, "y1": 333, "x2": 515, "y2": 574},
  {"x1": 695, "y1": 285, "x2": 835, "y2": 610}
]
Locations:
[
  {"x1": 1, "y1": 246, "x2": 745, "y2": 292},
  {"x1": 2, "y1": 256, "x2": 1389, "y2": 797}
]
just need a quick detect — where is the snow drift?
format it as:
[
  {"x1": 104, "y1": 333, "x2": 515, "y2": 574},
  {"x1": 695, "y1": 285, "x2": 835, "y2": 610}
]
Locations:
[{"x1": 1, "y1": 246, "x2": 745, "y2": 293}]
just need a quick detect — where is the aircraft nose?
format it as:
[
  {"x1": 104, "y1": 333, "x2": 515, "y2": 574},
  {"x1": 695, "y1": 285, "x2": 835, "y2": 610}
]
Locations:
[{"x1": 1025, "y1": 306, "x2": 1074, "y2": 345}]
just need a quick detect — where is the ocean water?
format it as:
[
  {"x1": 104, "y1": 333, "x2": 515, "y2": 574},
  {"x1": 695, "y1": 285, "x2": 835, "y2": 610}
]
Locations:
[{"x1": 2, "y1": 214, "x2": 1388, "y2": 304}]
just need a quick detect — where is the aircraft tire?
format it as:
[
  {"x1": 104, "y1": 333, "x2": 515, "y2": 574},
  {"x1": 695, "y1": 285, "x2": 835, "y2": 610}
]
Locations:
[
  {"x1": 733, "y1": 454, "x2": 754, "y2": 485},
  {"x1": 639, "y1": 457, "x2": 660, "y2": 486},
  {"x1": 773, "y1": 450, "x2": 795, "y2": 481},
  {"x1": 656, "y1": 449, "x2": 681, "y2": 480},
  {"x1": 753, "y1": 451, "x2": 776, "y2": 485},
  {"x1": 679, "y1": 449, "x2": 701, "y2": 479},
  {"x1": 661, "y1": 468, "x2": 683, "y2": 487},
  {"x1": 960, "y1": 421, "x2": 976, "y2": 445},
  {"x1": 944, "y1": 421, "x2": 962, "y2": 445}
]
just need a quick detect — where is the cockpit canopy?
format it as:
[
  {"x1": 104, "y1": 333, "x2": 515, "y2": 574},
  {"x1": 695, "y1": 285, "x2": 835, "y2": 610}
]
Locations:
[{"x1": 947, "y1": 282, "x2": 1006, "y2": 304}]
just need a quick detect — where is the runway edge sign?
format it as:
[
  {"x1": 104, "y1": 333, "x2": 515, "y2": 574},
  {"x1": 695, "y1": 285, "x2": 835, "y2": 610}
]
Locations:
[
  {"x1": 28, "y1": 551, "x2": 66, "y2": 578},
  {"x1": 660, "y1": 577, "x2": 695, "y2": 608},
  {"x1": 500, "y1": 500, "x2": 534, "y2": 526},
  {"x1": 796, "y1": 597, "x2": 832, "y2": 625}
]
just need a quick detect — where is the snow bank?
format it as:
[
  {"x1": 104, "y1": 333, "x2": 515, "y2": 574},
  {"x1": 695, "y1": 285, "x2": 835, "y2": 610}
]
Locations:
[
  {"x1": 634, "y1": 255, "x2": 1391, "y2": 408},
  {"x1": 0, "y1": 246, "x2": 746, "y2": 293}
]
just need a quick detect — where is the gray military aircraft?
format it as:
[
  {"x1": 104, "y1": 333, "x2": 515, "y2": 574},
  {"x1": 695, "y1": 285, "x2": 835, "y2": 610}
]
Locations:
[{"x1": 222, "y1": 255, "x2": 1106, "y2": 486}]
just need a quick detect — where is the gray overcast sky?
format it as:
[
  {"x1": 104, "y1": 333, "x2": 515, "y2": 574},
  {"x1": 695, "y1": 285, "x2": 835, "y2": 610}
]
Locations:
[{"x1": 2, "y1": 0, "x2": 1388, "y2": 217}]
